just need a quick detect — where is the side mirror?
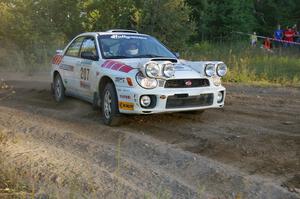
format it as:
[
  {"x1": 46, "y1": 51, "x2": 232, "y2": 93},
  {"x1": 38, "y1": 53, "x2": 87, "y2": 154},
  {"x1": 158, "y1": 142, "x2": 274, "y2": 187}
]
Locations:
[
  {"x1": 174, "y1": 52, "x2": 180, "y2": 58},
  {"x1": 56, "y1": 49, "x2": 63, "y2": 54},
  {"x1": 81, "y1": 51, "x2": 99, "y2": 61}
]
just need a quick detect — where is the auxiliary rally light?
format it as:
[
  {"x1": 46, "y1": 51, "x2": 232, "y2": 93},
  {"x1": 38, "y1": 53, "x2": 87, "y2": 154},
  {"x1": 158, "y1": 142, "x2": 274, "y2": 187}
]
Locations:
[{"x1": 140, "y1": 95, "x2": 151, "y2": 107}]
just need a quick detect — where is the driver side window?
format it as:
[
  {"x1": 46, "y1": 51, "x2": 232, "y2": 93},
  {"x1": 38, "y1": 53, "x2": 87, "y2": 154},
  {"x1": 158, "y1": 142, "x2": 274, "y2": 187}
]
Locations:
[{"x1": 80, "y1": 37, "x2": 98, "y2": 58}]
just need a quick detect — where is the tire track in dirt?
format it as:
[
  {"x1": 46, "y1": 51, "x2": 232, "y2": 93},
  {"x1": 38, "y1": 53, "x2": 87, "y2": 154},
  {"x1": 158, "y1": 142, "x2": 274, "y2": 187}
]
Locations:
[
  {"x1": 0, "y1": 105, "x2": 298, "y2": 198},
  {"x1": 0, "y1": 108, "x2": 207, "y2": 198},
  {"x1": 120, "y1": 93, "x2": 300, "y2": 187},
  {"x1": 0, "y1": 76, "x2": 300, "y2": 198},
  {"x1": 0, "y1": 129, "x2": 145, "y2": 199}
]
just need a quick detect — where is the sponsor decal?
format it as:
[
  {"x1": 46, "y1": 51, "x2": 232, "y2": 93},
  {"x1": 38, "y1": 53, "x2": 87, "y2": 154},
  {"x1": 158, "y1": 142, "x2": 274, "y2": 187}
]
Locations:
[
  {"x1": 117, "y1": 88, "x2": 130, "y2": 93},
  {"x1": 101, "y1": 60, "x2": 133, "y2": 73},
  {"x1": 120, "y1": 95, "x2": 131, "y2": 100},
  {"x1": 112, "y1": 63, "x2": 125, "y2": 70},
  {"x1": 119, "y1": 65, "x2": 133, "y2": 73},
  {"x1": 120, "y1": 89, "x2": 130, "y2": 92},
  {"x1": 80, "y1": 81, "x2": 91, "y2": 89},
  {"x1": 119, "y1": 101, "x2": 134, "y2": 111},
  {"x1": 110, "y1": 35, "x2": 147, "y2": 40},
  {"x1": 52, "y1": 55, "x2": 63, "y2": 65},
  {"x1": 115, "y1": 77, "x2": 126, "y2": 83},
  {"x1": 60, "y1": 64, "x2": 74, "y2": 72}
]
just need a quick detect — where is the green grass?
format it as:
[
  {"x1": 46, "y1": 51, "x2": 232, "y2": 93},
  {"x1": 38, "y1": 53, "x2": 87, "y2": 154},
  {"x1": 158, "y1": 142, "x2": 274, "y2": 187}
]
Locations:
[
  {"x1": 183, "y1": 41, "x2": 300, "y2": 86},
  {"x1": 1, "y1": 40, "x2": 300, "y2": 86}
]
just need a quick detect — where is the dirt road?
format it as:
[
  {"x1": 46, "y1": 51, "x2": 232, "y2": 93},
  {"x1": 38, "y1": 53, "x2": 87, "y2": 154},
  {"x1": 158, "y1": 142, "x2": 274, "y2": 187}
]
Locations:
[{"x1": 0, "y1": 72, "x2": 299, "y2": 198}]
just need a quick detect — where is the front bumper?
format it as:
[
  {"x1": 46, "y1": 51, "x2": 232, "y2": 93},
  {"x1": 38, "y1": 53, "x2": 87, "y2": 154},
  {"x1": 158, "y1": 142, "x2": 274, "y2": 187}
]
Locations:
[{"x1": 117, "y1": 85, "x2": 226, "y2": 114}]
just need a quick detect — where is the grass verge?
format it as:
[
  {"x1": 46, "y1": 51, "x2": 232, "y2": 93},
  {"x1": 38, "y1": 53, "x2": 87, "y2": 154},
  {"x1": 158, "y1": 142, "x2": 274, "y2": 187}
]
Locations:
[{"x1": 183, "y1": 41, "x2": 300, "y2": 87}]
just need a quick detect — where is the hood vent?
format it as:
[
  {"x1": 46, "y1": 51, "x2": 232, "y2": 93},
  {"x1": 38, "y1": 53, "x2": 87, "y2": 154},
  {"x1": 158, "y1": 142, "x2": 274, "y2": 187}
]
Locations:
[{"x1": 151, "y1": 58, "x2": 178, "y2": 63}]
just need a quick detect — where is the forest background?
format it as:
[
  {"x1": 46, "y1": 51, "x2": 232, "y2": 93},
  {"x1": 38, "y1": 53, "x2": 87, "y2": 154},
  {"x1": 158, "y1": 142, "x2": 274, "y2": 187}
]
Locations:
[{"x1": 0, "y1": 0, "x2": 299, "y2": 85}]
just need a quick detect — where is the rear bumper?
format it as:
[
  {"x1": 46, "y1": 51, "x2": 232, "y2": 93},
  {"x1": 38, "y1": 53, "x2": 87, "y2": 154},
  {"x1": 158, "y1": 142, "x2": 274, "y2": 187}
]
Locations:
[{"x1": 117, "y1": 85, "x2": 226, "y2": 114}]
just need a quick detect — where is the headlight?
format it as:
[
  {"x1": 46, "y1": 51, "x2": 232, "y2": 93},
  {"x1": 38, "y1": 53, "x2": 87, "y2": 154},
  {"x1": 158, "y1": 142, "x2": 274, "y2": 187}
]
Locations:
[
  {"x1": 136, "y1": 72, "x2": 158, "y2": 89},
  {"x1": 162, "y1": 61, "x2": 175, "y2": 78},
  {"x1": 144, "y1": 61, "x2": 160, "y2": 78},
  {"x1": 205, "y1": 63, "x2": 216, "y2": 77},
  {"x1": 216, "y1": 63, "x2": 227, "y2": 77}
]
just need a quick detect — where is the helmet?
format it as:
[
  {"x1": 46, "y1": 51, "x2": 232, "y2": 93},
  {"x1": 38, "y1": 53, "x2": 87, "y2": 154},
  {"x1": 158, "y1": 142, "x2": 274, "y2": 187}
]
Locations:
[{"x1": 125, "y1": 42, "x2": 139, "y2": 56}]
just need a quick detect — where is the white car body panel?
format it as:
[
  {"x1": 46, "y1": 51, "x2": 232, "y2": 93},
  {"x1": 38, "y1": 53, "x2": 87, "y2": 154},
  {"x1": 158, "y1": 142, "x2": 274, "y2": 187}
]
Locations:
[{"x1": 51, "y1": 31, "x2": 226, "y2": 114}]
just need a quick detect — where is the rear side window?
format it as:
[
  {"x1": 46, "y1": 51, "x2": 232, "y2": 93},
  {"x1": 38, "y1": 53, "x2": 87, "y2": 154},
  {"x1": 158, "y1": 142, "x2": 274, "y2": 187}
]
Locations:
[
  {"x1": 80, "y1": 37, "x2": 98, "y2": 57},
  {"x1": 65, "y1": 37, "x2": 84, "y2": 57}
]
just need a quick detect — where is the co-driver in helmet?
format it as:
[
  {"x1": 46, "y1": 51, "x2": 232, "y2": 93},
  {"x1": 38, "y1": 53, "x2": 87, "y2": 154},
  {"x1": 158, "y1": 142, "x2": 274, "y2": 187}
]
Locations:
[{"x1": 123, "y1": 41, "x2": 139, "y2": 56}]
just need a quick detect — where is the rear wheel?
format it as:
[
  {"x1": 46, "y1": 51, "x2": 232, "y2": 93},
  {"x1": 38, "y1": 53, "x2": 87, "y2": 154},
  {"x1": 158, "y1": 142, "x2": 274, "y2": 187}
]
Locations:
[
  {"x1": 101, "y1": 83, "x2": 121, "y2": 126},
  {"x1": 53, "y1": 74, "x2": 65, "y2": 102}
]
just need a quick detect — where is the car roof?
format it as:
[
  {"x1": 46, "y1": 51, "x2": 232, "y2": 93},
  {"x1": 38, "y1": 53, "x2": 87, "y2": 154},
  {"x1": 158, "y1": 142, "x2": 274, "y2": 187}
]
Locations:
[{"x1": 76, "y1": 29, "x2": 149, "y2": 37}]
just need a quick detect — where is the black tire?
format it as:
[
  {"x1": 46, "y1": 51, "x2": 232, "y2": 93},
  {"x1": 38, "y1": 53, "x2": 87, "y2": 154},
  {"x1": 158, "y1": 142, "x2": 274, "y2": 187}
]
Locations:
[
  {"x1": 101, "y1": 83, "x2": 121, "y2": 126},
  {"x1": 53, "y1": 74, "x2": 65, "y2": 102}
]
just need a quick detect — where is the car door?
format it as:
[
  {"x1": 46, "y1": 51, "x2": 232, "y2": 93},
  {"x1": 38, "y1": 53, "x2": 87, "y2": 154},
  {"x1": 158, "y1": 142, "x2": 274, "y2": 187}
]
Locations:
[
  {"x1": 77, "y1": 36, "x2": 99, "y2": 99},
  {"x1": 61, "y1": 37, "x2": 84, "y2": 92}
]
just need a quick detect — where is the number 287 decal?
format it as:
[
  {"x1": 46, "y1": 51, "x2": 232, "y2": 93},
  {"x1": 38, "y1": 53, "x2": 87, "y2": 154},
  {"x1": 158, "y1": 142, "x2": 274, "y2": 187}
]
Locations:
[{"x1": 80, "y1": 67, "x2": 90, "y2": 80}]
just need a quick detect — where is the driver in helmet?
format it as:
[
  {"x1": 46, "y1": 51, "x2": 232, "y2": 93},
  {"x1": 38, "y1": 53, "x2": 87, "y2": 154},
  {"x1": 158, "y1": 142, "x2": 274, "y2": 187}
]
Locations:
[{"x1": 123, "y1": 41, "x2": 139, "y2": 56}]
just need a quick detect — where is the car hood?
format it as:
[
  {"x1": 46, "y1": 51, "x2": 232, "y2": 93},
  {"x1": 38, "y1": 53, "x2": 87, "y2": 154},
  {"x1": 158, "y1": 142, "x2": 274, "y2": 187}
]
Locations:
[
  {"x1": 111, "y1": 58, "x2": 176, "y2": 69},
  {"x1": 111, "y1": 58, "x2": 223, "y2": 78}
]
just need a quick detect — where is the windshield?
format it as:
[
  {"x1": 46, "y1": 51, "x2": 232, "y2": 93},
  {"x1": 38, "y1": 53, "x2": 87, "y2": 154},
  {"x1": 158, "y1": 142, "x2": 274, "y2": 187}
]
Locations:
[{"x1": 98, "y1": 34, "x2": 176, "y2": 59}]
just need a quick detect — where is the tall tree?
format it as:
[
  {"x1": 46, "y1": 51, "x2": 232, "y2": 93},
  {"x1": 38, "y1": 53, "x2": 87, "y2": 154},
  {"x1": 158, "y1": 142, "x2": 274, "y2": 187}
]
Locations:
[
  {"x1": 82, "y1": 0, "x2": 136, "y2": 31},
  {"x1": 136, "y1": 0, "x2": 196, "y2": 50},
  {"x1": 254, "y1": 0, "x2": 299, "y2": 34},
  {"x1": 186, "y1": 0, "x2": 207, "y2": 40},
  {"x1": 187, "y1": 0, "x2": 257, "y2": 40}
]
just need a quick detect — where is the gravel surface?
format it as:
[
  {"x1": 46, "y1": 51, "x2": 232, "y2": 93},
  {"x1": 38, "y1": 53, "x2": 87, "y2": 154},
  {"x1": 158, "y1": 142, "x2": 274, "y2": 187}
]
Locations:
[{"x1": 0, "y1": 73, "x2": 299, "y2": 198}]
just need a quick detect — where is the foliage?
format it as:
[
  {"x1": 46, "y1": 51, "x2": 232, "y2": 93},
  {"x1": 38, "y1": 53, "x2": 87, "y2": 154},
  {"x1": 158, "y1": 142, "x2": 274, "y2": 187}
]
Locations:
[
  {"x1": 82, "y1": 0, "x2": 137, "y2": 31},
  {"x1": 253, "y1": 0, "x2": 299, "y2": 35},
  {"x1": 186, "y1": 0, "x2": 299, "y2": 40},
  {"x1": 136, "y1": 0, "x2": 195, "y2": 50},
  {"x1": 0, "y1": 0, "x2": 299, "y2": 86},
  {"x1": 184, "y1": 42, "x2": 300, "y2": 86},
  {"x1": 0, "y1": 0, "x2": 195, "y2": 69}
]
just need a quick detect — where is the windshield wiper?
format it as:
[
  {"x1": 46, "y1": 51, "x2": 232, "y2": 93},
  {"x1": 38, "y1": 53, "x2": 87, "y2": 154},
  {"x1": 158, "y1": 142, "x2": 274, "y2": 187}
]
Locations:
[
  {"x1": 105, "y1": 55, "x2": 132, "y2": 59},
  {"x1": 105, "y1": 54, "x2": 167, "y2": 59},
  {"x1": 135, "y1": 54, "x2": 165, "y2": 58}
]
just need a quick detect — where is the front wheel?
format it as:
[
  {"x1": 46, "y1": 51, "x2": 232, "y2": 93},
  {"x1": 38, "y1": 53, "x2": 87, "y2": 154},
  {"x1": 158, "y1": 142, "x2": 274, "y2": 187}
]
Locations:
[
  {"x1": 53, "y1": 74, "x2": 65, "y2": 102},
  {"x1": 101, "y1": 83, "x2": 121, "y2": 126}
]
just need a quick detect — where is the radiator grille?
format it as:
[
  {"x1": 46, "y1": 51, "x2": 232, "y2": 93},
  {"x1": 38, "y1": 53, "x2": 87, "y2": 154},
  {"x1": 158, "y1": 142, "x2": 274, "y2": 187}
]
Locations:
[
  {"x1": 164, "y1": 79, "x2": 209, "y2": 88},
  {"x1": 166, "y1": 93, "x2": 214, "y2": 109}
]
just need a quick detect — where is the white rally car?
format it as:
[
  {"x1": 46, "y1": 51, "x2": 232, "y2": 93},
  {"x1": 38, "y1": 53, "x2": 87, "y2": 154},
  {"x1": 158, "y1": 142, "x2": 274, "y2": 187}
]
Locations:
[{"x1": 51, "y1": 29, "x2": 227, "y2": 125}]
